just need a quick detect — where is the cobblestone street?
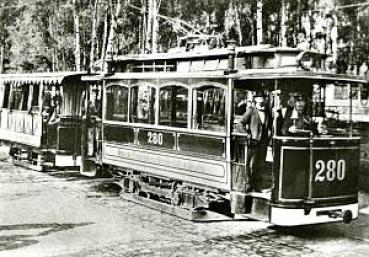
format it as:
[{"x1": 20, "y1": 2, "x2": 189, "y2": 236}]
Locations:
[{"x1": 1, "y1": 153, "x2": 369, "y2": 257}]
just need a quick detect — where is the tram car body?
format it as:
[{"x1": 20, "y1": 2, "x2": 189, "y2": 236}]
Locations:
[
  {"x1": 80, "y1": 45, "x2": 365, "y2": 226},
  {"x1": 0, "y1": 72, "x2": 86, "y2": 171}
]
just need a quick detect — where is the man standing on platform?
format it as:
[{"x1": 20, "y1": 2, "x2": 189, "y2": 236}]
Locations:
[{"x1": 237, "y1": 93, "x2": 271, "y2": 192}]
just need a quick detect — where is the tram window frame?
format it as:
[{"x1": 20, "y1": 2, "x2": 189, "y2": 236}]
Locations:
[
  {"x1": 192, "y1": 84, "x2": 226, "y2": 132},
  {"x1": 106, "y1": 84, "x2": 129, "y2": 122},
  {"x1": 130, "y1": 84, "x2": 157, "y2": 125},
  {"x1": 159, "y1": 85, "x2": 189, "y2": 128}
]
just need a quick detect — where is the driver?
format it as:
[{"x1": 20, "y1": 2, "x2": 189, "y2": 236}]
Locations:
[{"x1": 282, "y1": 96, "x2": 310, "y2": 135}]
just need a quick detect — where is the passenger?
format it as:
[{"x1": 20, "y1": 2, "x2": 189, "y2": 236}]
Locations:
[
  {"x1": 87, "y1": 89, "x2": 102, "y2": 156},
  {"x1": 273, "y1": 93, "x2": 294, "y2": 136},
  {"x1": 235, "y1": 91, "x2": 253, "y2": 116},
  {"x1": 42, "y1": 85, "x2": 53, "y2": 123},
  {"x1": 236, "y1": 94, "x2": 272, "y2": 192},
  {"x1": 48, "y1": 88, "x2": 62, "y2": 125},
  {"x1": 282, "y1": 96, "x2": 311, "y2": 135}
]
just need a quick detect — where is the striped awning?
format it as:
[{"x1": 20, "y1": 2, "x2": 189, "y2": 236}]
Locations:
[{"x1": 0, "y1": 72, "x2": 87, "y2": 85}]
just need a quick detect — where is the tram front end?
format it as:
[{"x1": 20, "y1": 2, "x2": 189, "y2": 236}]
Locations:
[{"x1": 271, "y1": 136, "x2": 359, "y2": 226}]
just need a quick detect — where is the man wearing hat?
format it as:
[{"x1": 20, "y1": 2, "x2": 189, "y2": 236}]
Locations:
[
  {"x1": 236, "y1": 93, "x2": 272, "y2": 192},
  {"x1": 282, "y1": 95, "x2": 310, "y2": 135}
]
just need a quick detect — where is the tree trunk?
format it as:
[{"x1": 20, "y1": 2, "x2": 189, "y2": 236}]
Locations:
[
  {"x1": 256, "y1": 0, "x2": 263, "y2": 45},
  {"x1": 0, "y1": 44, "x2": 4, "y2": 74},
  {"x1": 49, "y1": 7, "x2": 54, "y2": 71},
  {"x1": 101, "y1": 9, "x2": 109, "y2": 71},
  {"x1": 73, "y1": 0, "x2": 81, "y2": 71},
  {"x1": 90, "y1": 0, "x2": 99, "y2": 71},
  {"x1": 280, "y1": 0, "x2": 288, "y2": 47},
  {"x1": 151, "y1": 0, "x2": 158, "y2": 53},
  {"x1": 146, "y1": 0, "x2": 153, "y2": 52},
  {"x1": 106, "y1": 0, "x2": 122, "y2": 63},
  {"x1": 140, "y1": 0, "x2": 146, "y2": 53}
]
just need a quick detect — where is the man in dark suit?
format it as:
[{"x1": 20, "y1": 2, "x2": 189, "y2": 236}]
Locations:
[
  {"x1": 273, "y1": 93, "x2": 294, "y2": 136},
  {"x1": 236, "y1": 95, "x2": 272, "y2": 192}
]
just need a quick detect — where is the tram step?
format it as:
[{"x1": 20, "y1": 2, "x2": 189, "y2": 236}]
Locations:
[
  {"x1": 249, "y1": 194, "x2": 270, "y2": 222},
  {"x1": 249, "y1": 191, "x2": 272, "y2": 200},
  {"x1": 12, "y1": 159, "x2": 44, "y2": 172}
]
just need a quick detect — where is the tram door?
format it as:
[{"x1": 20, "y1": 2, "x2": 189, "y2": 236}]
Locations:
[
  {"x1": 80, "y1": 82, "x2": 102, "y2": 177},
  {"x1": 230, "y1": 87, "x2": 274, "y2": 219}
]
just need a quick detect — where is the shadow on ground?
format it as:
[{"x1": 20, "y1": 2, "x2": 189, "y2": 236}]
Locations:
[{"x1": 0, "y1": 222, "x2": 93, "y2": 251}]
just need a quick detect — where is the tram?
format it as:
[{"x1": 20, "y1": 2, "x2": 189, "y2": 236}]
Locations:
[
  {"x1": 79, "y1": 44, "x2": 366, "y2": 226},
  {"x1": 0, "y1": 72, "x2": 87, "y2": 171},
  {"x1": 324, "y1": 80, "x2": 369, "y2": 161}
]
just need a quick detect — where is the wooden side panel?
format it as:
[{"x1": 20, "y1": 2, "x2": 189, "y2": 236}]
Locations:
[
  {"x1": 102, "y1": 143, "x2": 230, "y2": 190},
  {"x1": 0, "y1": 109, "x2": 42, "y2": 147}
]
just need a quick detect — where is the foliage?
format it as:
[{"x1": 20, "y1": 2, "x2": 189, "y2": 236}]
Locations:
[{"x1": 0, "y1": 0, "x2": 368, "y2": 72}]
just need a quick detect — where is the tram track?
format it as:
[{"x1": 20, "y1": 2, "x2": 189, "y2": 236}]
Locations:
[{"x1": 2, "y1": 162, "x2": 369, "y2": 257}]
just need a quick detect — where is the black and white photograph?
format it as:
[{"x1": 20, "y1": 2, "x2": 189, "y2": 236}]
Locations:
[{"x1": 1, "y1": 0, "x2": 369, "y2": 256}]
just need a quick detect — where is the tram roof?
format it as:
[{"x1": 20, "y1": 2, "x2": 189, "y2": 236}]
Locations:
[
  {"x1": 103, "y1": 67, "x2": 367, "y2": 84},
  {"x1": 234, "y1": 69, "x2": 367, "y2": 83},
  {"x1": 107, "y1": 45, "x2": 345, "y2": 77},
  {"x1": 113, "y1": 45, "x2": 315, "y2": 61},
  {"x1": 0, "y1": 72, "x2": 86, "y2": 85}
]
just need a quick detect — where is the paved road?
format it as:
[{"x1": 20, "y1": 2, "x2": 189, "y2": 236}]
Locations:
[{"x1": 0, "y1": 156, "x2": 369, "y2": 257}]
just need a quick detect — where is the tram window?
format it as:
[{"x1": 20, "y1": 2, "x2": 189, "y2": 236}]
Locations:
[
  {"x1": 334, "y1": 84, "x2": 348, "y2": 100},
  {"x1": 352, "y1": 85, "x2": 359, "y2": 100},
  {"x1": 312, "y1": 84, "x2": 325, "y2": 117},
  {"x1": 2, "y1": 84, "x2": 10, "y2": 108},
  {"x1": 194, "y1": 86, "x2": 225, "y2": 132},
  {"x1": 10, "y1": 84, "x2": 22, "y2": 110},
  {"x1": 130, "y1": 85, "x2": 156, "y2": 124},
  {"x1": 362, "y1": 84, "x2": 369, "y2": 101},
  {"x1": 106, "y1": 85, "x2": 129, "y2": 122},
  {"x1": 31, "y1": 84, "x2": 40, "y2": 112},
  {"x1": 334, "y1": 84, "x2": 359, "y2": 100},
  {"x1": 234, "y1": 89, "x2": 252, "y2": 115},
  {"x1": 159, "y1": 85, "x2": 188, "y2": 128},
  {"x1": 20, "y1": 85, "x2": 30, "y2": 111}
]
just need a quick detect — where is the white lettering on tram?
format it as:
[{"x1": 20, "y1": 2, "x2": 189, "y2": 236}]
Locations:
[
  {"x1": 314, "y1": 159, "x2": 346, "y2": 182},
  {"x1": 147, "y1": 132, "x2": 163, "y2": 146}
]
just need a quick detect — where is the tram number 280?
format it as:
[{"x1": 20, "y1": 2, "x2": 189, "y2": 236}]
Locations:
[
  {"x1": 147, "y1": 132, "x2": 163, "y2": 145},
  {"x1": 315, "y1": 159, "x2": 346, "y2": 182}
]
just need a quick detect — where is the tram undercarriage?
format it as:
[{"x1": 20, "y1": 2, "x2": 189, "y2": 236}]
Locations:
[
  {"x1": 96, "y1": 164, "x2": 271, "y2": 222},
  {"x1": 10, "y1": 144, "x2": 81, "y2": 171}
]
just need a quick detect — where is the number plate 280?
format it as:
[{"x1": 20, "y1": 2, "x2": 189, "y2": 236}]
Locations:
[{"x1": 314, "y1": 159, "x2": 346, "y2": 182}]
